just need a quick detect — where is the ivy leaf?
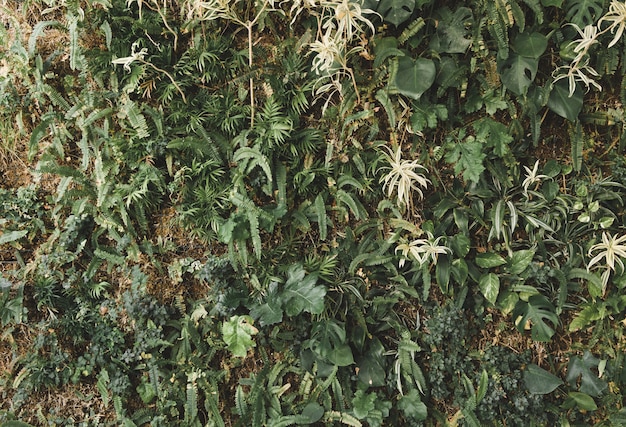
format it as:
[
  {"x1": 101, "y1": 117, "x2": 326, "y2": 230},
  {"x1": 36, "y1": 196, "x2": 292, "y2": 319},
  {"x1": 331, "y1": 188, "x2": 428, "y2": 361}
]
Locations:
[
  {"x1": 566, "y1": 351, "x2": 608, "y2": 397},
  {"x1": 282, "y1": 264, "x2": 326, "y2": 317},
  {"x1": 548, "y1": 80, "x2": 583, "y2": 121},
  {"x1": 512, "y1": 295, "x2": 558, "y2": 341},
  {"x1": 524, "y1": 364, "x2": 563, "y2": 394},
  {"x1": 222, "y1": 315, "x2": 258, "y2": 358},
  {"x1": 444, "y1": 138, "x2": 486, "y2": 183},
  {"x1": 398, "y1": 389, "x2": 427, "y2": 421},
  {"x1": 390, "y1": 57, "x2": 436, "y2": 100},
  {"x1": 479, "y1": 273, "x2": 500, "y2": 305}
]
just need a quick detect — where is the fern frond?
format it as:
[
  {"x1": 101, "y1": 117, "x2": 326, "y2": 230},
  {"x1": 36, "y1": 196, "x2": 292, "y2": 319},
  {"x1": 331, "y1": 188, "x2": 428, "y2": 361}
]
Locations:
[
  {"x1": 398, "y1": 17, "x2": 425, "y2": 45},
  {"x1": 28, "y1": 21, "x2": 61, "y2": 57},
  {"x1": 233, "y1": 146, "x2": 273, "y2": 184},
  {"x1": 68, "y1": 14, "x2": 84, "y2": 71},
  {"x1": 184, "y1": 380, "x2": 199, "y2": 424}
]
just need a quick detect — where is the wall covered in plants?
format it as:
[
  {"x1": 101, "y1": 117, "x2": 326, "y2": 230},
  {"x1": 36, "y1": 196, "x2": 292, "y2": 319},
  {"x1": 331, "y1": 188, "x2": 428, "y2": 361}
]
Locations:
[{"x1": 1, "y1": 0, "x2": 625, "y2": 425}]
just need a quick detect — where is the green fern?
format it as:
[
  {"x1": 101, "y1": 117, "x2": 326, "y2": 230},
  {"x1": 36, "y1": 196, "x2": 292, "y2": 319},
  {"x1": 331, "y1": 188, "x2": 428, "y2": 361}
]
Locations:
[{"x1": 28, "y1": 21, "x2": 61, "y2": 57}]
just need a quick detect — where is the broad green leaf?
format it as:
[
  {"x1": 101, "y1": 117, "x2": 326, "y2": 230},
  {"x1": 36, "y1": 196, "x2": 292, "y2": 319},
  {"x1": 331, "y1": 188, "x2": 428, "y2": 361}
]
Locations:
[
  {"x1": 567, "y1": 391, "x2": 598, "y2": 411},
  {"x1": 300, "y1": 402, "x2": 324, "y2": 423},
  {"x1": 477, "y1": 369, "x2": 488, "y2": 403},
  {"x1": 250, "y1": 294, "x2": 283, "y2": 326},
  {"x1": 565, "y1": 0, "x2": 604, "y2": 27},
  {"x1": 524, "y1": 364, "x2": 563, "y2": 394},
  {"x1": 498, "y1": 53, "x2": 538, "y2": 95},
  {"x1": 566, "y1": 351, "x2": 608, "y2": 397},
  {"x1": 568, "y1": 305, "x2": 602, "y2": 332},
  {"x1": 222, "y1": 315, "x2": 258, "y2": 358},
  {"x1": 479, "y1": 273, "x2": 500, "y2": 305},
  {"x1": 542, "y1": 0, "x2": 563, "y2": 6},
  {"x1": 352, "y1": 390, "x2": 377, "y2": 419},
  {"x1": 436, "y1": 256, "x2": 451, "y2": 294},
  {"x1": 0, "y1": 230, "x2": 28, "y2": 245},
  {"x1": 314, "y1": 193, "x2": 327, "y2": 241},
  {"x1": 451, "y1": 258, "x2": 469, "y2": 286},
  {"x1": 512, "y1": 33, "x2": 548, "y2": 58},
  {"x1": 373, "y1": 36, "x2": 405, "y2": 68},
  {"x1": 390, "y1": 57, "x2": 436, "y2": 100},
  {"x1": 308, "y1": 320, "x2": 354, "y2": 366},
  {"x1": 429, "y1": 7, "x2": 473, "y2": 54},
  {"x1": 444, "y1": 138, "x2": 486, "y2": 183},
  {"x1": 282, "y1": 265, "x2": 326, "y2": 317},
  {"x1": 373, "y1": 0, "x2": 415, "y2": 27},
  {"x1": 398, "y1": 389, "x2": 427, "y2": 421},
  {"x1": 450, "y1": 233, "x2": 471, "y2": 257},
  {"x1": 475, "y1": 252, "x2": 507, "y2": 269},
  {"x1": 548, "y1": 80, "x2": 583, "y2": 121},
  {"x1": 512, "y1": 294, "x2": 558, "y2": 341},
  {"x1": 507, "y1": 249, "x2": 535, "y2": 275}
]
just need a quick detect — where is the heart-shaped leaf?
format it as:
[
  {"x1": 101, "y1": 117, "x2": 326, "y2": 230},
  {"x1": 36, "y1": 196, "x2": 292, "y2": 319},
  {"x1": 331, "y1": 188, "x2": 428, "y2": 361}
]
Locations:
[
  {"x1": 512, "y1": 33, "x2": 548, "y2": 58},
  {"x1": 524, "y1": 364, "x2": 563, "y2": 394},
  {"x1": 390, "y1": 57, "x2": 436, "y2": 100}
]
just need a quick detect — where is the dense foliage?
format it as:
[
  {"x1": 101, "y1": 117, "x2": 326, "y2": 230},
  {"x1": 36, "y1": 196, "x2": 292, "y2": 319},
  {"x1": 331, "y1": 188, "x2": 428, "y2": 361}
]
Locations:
[{"x1": 1, "y1": 0, "x2": 626, "y2": 425}]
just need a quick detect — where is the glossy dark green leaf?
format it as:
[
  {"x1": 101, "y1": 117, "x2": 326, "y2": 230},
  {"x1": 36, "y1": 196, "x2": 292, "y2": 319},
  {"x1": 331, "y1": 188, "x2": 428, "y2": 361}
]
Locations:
[
  {"x1": 498, "y1": 53, "x2": 538, "y2": 95},
  {"x1": 391, "y1": 57, "x2": 436, "y2": 100},
  {"x1": 512, "y1": 33, "x2": 548, "y2": 58},
  {"x1": 507, "y1": 249, "x2": 535, "y2": 275},
  {"x1": 567, "y1": 391, "x2": 598, "y2": 411},
  {"x1": 512, "y1": 295, "x2": 558, "y2": 341},
  {"x1": 524, "y1": 364, "x2": 563, "y2": 394},
  {"x1": 479, "y1": 273, "x2": 500, "y2": 305},
  {"x1": 548, "y1": 80, "x2": 583, "y2": 121},
  {"x1": 566, "y1": 351, "x2": 608, "y2": 397},
  {"x1": 475, "y1": 252, "x2": 507, "y2": 269}
]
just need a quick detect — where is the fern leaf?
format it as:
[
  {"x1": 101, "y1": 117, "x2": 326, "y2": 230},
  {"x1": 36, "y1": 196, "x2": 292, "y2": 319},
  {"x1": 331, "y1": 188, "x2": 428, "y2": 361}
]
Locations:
[
  {"x1": 233, "y1": 146, "x2": 273, "y2": 183},
  {"x1": 28, "y1": 21, "x2": 61, "y2": 57},
  {"x1": 398, "y1": 17, "x2": 425, "y2": 45},
  {"x1": 349, "y1": 253, "x2": 394, "y2": 275},
  {"x1": 336, "y1": 190, "x2": 367, "y2": 220},
  {"x1": 122, "y1": 100, "x2": 149, "y2": 139},
  {"x1": 185, "y1": 381, "x2": 198, "y2": 423},
  {"x1": 522, "y1": 0, "x2": 543, "y2": 24},
  {"x1": 97, "y1": 369, "x2": 110, "y2": 407},
  {"x1": 487, "y1": 5, "x2": 509, "y2": 59},
  {"x1": 375, "y1": 89, "x2": 396, "y2": 129},
  {"x1": 68, "y1": 15, "x2": 83, "y2": 71}
]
